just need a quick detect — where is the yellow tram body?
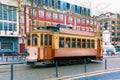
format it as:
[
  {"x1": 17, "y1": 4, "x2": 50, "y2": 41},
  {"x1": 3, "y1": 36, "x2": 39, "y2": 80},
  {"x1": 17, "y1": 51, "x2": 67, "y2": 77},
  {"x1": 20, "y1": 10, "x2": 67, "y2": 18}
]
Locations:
[{"x1": 26, "y1": 27, "x2": 102, "y2": 65}]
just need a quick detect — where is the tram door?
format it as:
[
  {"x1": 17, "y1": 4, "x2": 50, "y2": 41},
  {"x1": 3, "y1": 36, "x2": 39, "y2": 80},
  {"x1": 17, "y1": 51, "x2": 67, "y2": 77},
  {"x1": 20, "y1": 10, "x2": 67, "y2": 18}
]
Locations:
[
  {"x1": 97, "y1": 39, "x2": 102, "y2": 57},
  {"x1": 44, "y1": 34, "x2": 53, "y2": 59}
]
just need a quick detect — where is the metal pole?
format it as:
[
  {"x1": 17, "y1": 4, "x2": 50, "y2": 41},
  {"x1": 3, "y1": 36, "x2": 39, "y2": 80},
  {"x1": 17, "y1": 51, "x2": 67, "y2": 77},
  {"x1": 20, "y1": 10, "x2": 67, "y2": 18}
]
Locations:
[
  {"x1": 55, "y1": 60, "x2": 58, "y2": 77},
  {"x1": 105, "y1": 59, "x2": 107, "y2": 70},
  {"x1": 11, "y1": 64, "x2": 13, "y2": 80},
  {"x1": 84, "y1": 58, "x2": 87, "y2": 72},
  {"x1": 31, "y1": 0, "x2": 34, "y2": 31}
]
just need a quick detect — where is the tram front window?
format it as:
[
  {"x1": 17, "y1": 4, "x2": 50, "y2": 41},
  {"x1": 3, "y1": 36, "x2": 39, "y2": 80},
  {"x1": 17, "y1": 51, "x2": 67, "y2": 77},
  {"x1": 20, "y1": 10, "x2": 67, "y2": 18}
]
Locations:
[
  {"x1": 91, "y1": 40, "x2": 95, "y2": 48},
  {"x1": 32, "y1": 34, "x2": 38, "y2": 46},
  {"x1": 45, "y1": 35, "x2": 48, "y2": 45}
]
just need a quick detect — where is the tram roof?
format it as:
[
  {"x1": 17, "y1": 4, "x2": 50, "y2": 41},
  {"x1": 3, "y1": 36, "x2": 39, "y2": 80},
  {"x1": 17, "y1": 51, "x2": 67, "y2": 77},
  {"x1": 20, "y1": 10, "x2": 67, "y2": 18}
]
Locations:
[{"x1": 28, "y1": 28, "x2": 99, "y2": 38}]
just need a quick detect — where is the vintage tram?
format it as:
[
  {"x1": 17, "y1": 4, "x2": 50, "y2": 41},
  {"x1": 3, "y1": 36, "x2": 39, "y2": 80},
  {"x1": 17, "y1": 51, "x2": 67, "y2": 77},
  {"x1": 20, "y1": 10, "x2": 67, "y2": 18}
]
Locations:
[{"x1": 26, "y1": 26, "x2": 103, "y2": 65}]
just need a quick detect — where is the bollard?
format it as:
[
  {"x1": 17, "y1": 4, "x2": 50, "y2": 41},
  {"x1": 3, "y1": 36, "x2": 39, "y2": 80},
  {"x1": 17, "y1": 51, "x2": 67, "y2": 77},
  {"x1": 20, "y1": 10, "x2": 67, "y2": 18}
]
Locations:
[
  {"x1": 105, "y1": 59, "x2": 107, "y2": 70},
  {"x1": 2, "y1": 53, "x2": 5, "y2": 61},
  {"x1": 11, "y1": 64, "x2": 13, "y2": 80},
  {"x1": 19, "y1": 56, "x2": 21, "y2": 61},
  {"x1": 55, "y1": 60, "x2": 58, "y2": 77},
  {"x1": 12, "y1": 56, "x2": 14, "y2": 60},
  {"x1": 84, "y1": 58, "x2": 87, "y2": 72},
  {"x1": 6, "y1": 56, "x2": 8, "y2": 62}
]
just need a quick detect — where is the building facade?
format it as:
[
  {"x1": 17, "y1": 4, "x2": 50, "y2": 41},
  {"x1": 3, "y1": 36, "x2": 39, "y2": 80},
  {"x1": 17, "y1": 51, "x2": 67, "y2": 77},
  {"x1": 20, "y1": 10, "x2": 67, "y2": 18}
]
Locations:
[
  {"x1": 97, "y1": 12, "x2": 120, "y2": 46},
  {"x1": 0, "y1": 0, "x2": 19, "y2": 53}
]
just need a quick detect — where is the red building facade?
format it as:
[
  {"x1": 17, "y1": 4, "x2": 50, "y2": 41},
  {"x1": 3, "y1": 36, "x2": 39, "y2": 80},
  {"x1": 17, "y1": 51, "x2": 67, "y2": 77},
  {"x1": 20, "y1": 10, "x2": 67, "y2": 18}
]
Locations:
[{"x1": 23, "y1": 7, "x2": 98, "y2": 37}]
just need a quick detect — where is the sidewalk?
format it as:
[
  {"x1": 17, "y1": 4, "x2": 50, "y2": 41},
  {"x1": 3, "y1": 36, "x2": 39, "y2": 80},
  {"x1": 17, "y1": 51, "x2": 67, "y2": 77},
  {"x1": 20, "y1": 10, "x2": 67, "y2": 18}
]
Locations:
[{"x1": 49, "y1": 68, "x2": 120, "y2": 80}]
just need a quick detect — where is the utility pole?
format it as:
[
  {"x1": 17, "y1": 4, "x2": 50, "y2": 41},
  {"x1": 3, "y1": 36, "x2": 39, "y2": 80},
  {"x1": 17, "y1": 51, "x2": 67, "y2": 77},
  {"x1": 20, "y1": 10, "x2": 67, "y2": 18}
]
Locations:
[
  {"x1": 31, "y1": 0, "x2": 35, "y2": 31},
  {"x1": 18, "y1": 0, "x2": 21, "y2": 34}
]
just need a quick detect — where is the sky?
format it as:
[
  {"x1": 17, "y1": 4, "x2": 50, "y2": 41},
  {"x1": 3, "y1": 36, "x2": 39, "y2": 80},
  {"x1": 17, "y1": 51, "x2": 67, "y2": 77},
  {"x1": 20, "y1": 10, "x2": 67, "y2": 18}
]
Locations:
[{"x1": 62, "y1": 0, "x2": 120, "y2": 16}]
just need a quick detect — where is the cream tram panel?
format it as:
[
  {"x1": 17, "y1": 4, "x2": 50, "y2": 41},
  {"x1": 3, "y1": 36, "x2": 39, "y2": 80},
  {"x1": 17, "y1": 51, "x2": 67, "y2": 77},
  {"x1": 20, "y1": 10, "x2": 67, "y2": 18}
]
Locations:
[{"x1": 27, "y1": 47, "x2": 38, "y2": 60}]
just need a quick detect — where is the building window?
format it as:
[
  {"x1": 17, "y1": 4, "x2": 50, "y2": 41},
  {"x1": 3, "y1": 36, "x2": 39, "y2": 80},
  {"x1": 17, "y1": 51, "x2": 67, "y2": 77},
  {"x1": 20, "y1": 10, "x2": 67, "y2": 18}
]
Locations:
[
  {"x1": 59, "y1": 14, "x2": 63, "y2": 21},
  {"x1": 77, "y1": 18, "x2": 80, "y2": 23},
  {"x1": 86, "y1": 19, "x2": 89, "y2": 24},
  {"x1": 0, "y1": 4, "x2": 2, "y2": 20},
  {"x1": 68, "y1": 16, "x2": 72, "y2": 23},
  {"x1": 8, "y1": 7, "x2": 13, "y2": 21},
  {"x1": 39, "y1": 21, "x2": 44, "y2": 27},
  {"x1": 53, "y1": 12, "x2": 58, "y2": 20},
  {"x1": 3, "y1": 6, "x2": 7, "y2": 20},
  {"x1": 39, "y1": 10, "x2": 44, "y2": 18},
  {"x1": 9, "y1": 23, "x2": 12, "y2": 31},
  {"x1": 46, "y1": 12, "x2": 51, "y2": 19},
  {"x1": 13, "y1": 8, "x2": 17, "y2": 21},
  {"x1": 66, "y1": 3, "x2": 70, "y2": 10},
  {"x1": 4, "y1": 22, "x2": 8, "y2": 31},
  {"x1": 94, "y1": 21, "x2": 97, "y2": 26},
  {"x1": 82, "y1": 27, "x2": 85, "y2": 31},
  {"x1": 0, "y1": 22, "x2": 3, "y2": 30},
  {"x1": 13, "y1": 23, "x2": 17, "y2": 31},
  {"x1": 82, "y1": 18, "x2": 85, "y2": 24},
  {"x1": 1, "y1": 42, "x2": 13, "y2": 50},
  {"x1": 90, "y1": 19, "x2": 93, "y2": 25},
  {"x1": 86, "y1": 28, "x2": 89, "y2": 32}
]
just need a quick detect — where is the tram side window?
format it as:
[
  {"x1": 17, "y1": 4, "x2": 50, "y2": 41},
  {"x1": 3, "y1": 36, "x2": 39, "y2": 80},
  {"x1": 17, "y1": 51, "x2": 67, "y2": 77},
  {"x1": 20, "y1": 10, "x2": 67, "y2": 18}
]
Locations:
[
  {"x1": 41, "y1": 34, "x2": 43, "y2": 46},
  {"x1": 72, "y1": 38, "x2": 76, "y2": 48},
  {"x1": 59, "y1": 37, "x2": 64, "y2": 48},
  {"x1": 91, "y1": 40, "x2": 95, "y2": 48},
  {"x1": 77, "y1": 39, "x2": 81, "y2": 48},
  {"x1": 66, "y1": 38, "x2": 70, "y2": 48},
  {"x1": 49, "y1": 35, "x2": 52, "y2": 45},
  {"x1": 82, "y1": 39, "x2": 86, "y2": 48},
  {"x1": 27, "y1": 36, "x2": 30, "y2": 46},
  {"x1": 32, "y1": 34, "x2": 38, "y2": 46},
  {"x1": 87, "y1": 39, "x2": 90, "y2": 48},
  {"x1": 45, "y1": 35, "x2": 48, "y2": 45}
]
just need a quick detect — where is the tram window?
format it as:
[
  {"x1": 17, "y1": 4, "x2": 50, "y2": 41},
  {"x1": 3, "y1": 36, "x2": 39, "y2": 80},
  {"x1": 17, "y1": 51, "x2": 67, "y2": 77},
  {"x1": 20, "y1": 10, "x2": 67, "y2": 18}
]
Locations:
[
  {"x1": 87, "y1": 39, "x2": 90, "y2": 48},
  {"x1": 49, "y1": 35, "x2": 52, "y2": 45},
  {"x1": 41, "y1": 34, "x2": 43, "y2": 46},
  {"x1": 97, "y1": 40, "x2": 100, "y2": 47},
  {"x1": 45, "y1": 35, "x2": 48, "y2": 45},
  {"x1": 59, "y1": 37, "x2": 64, "y2": 48},
  {"x1": 77, "y1": 39, "x2": 81, "y2": 48},
  {"x1": 72, "y1": 38, "x2": 76, "y2": 48},
  {"x1": 91, "y1": 40, "x2": 95, "y2": 48},
  {"x1": 32, "y1": 34, "x2": 38, "y2": 46},
  {"x1": 66, "y1": 38, "x2": 70, "y2": 48},
  {"x1": 82, "y1": 39, "x2": 86, "y2": 48},
  {"x1": 27, "y1": 34, "x2": 30, "y2": 46},
  {"x1": 27, "y1": 36, "x2": 30, "y2": 46}
]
